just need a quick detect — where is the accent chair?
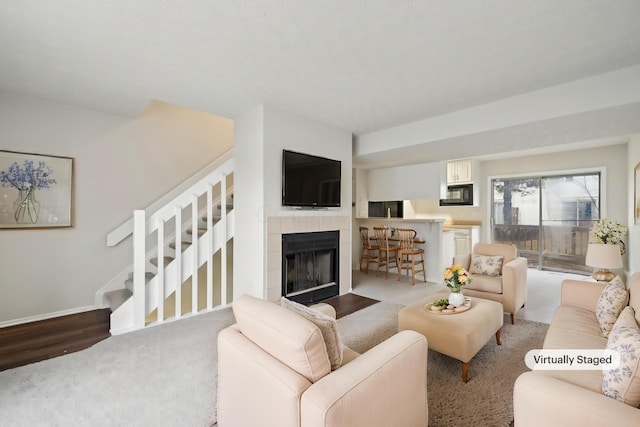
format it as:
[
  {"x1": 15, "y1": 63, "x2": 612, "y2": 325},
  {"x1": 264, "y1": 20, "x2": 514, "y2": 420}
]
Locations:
[
  {"x1": 217, "y1": 294, "x2": 428, "y2": 427},
  {"x1": 453, "y1": 242, "x2": 528, "y2": 324}
]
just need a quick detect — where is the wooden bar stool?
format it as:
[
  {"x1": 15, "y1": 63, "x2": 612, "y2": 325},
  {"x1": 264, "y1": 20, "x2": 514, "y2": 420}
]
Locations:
[
  {"x1": 373, "y1": 227, "x2": 399, "y2": 279},
  {"x1": 358, "y1": 226, "x2": 379, "y2": 274},
  {"x1": 396, "y1": 228, "x2": 426, "y2": 285}
]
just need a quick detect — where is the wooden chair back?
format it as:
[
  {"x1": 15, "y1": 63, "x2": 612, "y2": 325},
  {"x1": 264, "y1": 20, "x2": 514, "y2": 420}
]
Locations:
[
  {"x1": 397, "y1": 228, "x2": 417, "y2": 252},
  {"x1": 359, "y1": 226, "x2": 374, "y2": 249},
  {"x1": 373, "y1": 227, "x2": 392, "y2": 249}
]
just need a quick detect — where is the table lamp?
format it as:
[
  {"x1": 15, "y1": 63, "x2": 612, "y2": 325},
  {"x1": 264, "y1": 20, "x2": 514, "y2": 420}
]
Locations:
[{"x1": 585, "y1": 243, "x2": 623, "y2": 282}]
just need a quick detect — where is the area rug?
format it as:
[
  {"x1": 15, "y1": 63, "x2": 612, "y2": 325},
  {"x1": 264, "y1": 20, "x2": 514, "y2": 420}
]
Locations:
[{"x1": 337, "y1": 302, "x2": 549, "y2": 427}]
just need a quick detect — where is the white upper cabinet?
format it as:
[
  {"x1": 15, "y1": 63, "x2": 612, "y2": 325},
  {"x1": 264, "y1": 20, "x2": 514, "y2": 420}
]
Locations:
[{"x1": 447, "y1": 159, "x2": 473, "y2": 184}]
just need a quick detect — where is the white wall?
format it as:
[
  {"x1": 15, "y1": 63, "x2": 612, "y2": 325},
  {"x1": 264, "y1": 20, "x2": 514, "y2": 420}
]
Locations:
[
  {"x1": 263, "y1": 106, "x2": 352, "y2": 217},
  {"x1": 366, "y1": 162, "x2": 441, "y2": 201},
  {"x1": 411, "y1": 199, "x2": 484, "y2": 223},
  {"x1": 0, "y1": 93, "x2": 234, "y2": 323},
  {"x1": 233, "y1": 105, "x2": 353, "y2": 298},
  {"x1": 233, "y1": 105, "x2": 265, "y2": 298},
  {"x1": 628, "y1": 136, "x2": 640, "y2": 274}
]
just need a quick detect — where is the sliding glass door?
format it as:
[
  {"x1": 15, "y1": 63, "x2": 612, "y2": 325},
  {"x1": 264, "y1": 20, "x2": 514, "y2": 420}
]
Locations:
[{"x1": 491, "y1": 173, "x2": 600, "y2": 273}]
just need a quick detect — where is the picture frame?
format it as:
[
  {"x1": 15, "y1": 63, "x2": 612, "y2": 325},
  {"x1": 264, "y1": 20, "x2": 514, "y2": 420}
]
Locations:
[
  {"x1": 0, "y1": 150, "x2": 73, "y2": 229},
  {"x1": 636, "y1": 161, "x2": 640, "y2": 225}
]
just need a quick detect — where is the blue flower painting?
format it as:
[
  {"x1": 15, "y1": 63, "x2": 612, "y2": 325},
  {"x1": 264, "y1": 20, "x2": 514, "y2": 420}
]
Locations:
[
  {"x1": 0, "y1": 152, "x2": 72, "y2": 228},
  {"x1": 0, "y1": 160, "x2": 56, "y2": 191},
  {"x1": 0, "y1": 160, "x2": 56, "y2": 223}
]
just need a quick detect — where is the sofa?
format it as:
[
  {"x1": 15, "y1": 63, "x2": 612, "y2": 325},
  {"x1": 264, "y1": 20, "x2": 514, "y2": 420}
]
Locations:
[
  {"x1": 453, "y1": 242, "x2": 528, "y2": 324},
  {"x1": 217, "y1": 294, "x2": 428, "y2": 427},
  {"x1": 513, "y1": 272, "x2": 640, "y2": 426}
]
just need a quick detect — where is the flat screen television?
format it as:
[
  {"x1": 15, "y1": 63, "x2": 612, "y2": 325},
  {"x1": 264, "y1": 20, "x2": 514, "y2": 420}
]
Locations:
[{"x1": 282, "y1": 149, "x2": 341, "y2": 207}]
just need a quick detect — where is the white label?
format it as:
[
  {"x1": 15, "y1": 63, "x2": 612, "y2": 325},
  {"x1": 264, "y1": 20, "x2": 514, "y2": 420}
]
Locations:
[{"x1": 525, "y1": 349, "x2": 620, "y2": 370}]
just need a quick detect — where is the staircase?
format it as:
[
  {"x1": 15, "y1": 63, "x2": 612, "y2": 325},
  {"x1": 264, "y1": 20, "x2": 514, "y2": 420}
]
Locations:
[{"x1": 97, "y1": 151, "x2": 234, "y2": 335}]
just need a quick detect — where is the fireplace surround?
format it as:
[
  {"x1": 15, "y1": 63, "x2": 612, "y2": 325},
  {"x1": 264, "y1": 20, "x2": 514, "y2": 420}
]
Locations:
[{"x1": 266, "y1": 215, "x2": 350, "y2": 302}]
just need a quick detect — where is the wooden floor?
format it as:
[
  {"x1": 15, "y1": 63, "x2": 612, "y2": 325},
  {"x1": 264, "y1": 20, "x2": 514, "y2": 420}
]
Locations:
[
  {"x1": 0, "y1": 308, "x2": 111, "y2": 372},
  {"x1": 321, "y1": 293, "x2": 380, "y2": 319}
]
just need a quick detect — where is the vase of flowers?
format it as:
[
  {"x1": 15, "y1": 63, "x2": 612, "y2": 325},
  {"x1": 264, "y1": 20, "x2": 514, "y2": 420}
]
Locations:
[
  {"x1": 443, "y1": 264, "x2": 472, "y2": 307},
  {"x1": 0, "y1": 160, "x2": 56, "y2": 224},
  {"x1": 590, "y1": 219, "x2": 627, "y2": 255}
]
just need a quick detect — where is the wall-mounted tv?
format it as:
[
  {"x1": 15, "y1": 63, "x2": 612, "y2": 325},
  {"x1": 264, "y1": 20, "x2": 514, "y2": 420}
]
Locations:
[{"x1": 282, "y1": 149, "x2": 341, "y2": 208}]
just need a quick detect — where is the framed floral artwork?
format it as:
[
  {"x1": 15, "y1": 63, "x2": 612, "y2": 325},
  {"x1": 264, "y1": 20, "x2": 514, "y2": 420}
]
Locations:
[{"x1": 0, "y1": 150, "x2": 73, "y2": 229}]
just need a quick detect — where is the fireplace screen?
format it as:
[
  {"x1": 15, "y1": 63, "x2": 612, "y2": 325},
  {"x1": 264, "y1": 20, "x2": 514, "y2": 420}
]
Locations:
[
  {"x1": 282, "y1": 231, "x2": 339, "y2": 303},
  {"x1": 285, "y1": 249, "x2": 335, "y2": 295}
]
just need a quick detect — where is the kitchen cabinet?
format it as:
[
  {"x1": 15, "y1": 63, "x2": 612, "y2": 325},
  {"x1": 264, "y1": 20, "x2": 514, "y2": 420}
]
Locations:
[
  {"x1": 442, "y1": 230, "x2": 455, "y2": 265},
  {"x1": 447, "y1": 226, "x2": 480, "y2": 255},
  {"x1": 454, "y1": 229, "x2": 472, "y2": 255},
  {"x1": 447, "y1": 159, "x2": 473, "y2": 184}
]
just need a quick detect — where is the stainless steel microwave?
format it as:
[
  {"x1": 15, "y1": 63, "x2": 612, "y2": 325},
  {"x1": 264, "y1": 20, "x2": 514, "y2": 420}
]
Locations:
[{"x1": 439, "y1": 184, "x2": 473, "y2": 206}]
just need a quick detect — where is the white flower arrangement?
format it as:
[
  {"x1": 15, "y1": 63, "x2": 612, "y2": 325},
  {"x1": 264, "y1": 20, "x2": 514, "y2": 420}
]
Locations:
[{"x1": 590, "y1": 219, "x2": 628, "y2": 255}]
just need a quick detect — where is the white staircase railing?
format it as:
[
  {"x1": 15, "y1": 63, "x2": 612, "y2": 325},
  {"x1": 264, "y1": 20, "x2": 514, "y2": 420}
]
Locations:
[{"x1": 104, "y1": 153, "x2": 234, "y2": 334}]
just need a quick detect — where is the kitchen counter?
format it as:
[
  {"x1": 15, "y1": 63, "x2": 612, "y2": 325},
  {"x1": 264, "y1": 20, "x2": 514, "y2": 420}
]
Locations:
[
  {"x1": 444, "y1": 220, "x2": 481, "y2": 226},
  {"x1": 443, "y1": 221, "x2": 481, "y2": 233},
  {"x1": 359, "y1": 218, "x2": 446, "y2": 223}
]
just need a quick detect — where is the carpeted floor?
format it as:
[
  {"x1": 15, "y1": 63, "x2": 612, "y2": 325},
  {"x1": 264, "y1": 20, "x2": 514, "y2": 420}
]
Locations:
[
  {"x1": 337, "y1": 302, "x2": 549, "y2": 427},
  {"x1": 425, "y1": 317, "x2": 548, "y2": 427},
  {"x1": 0, "y1": 301, "x2": 547, "y2": 426}
]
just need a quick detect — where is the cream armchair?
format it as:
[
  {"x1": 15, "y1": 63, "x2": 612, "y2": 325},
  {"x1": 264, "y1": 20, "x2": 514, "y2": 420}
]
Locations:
[
  {"x1": 453, "y1": 242, "x2": 527, "y2": 324},
  {"x1": 217, "y1": 294, "x2": 428, "y2": 427}
]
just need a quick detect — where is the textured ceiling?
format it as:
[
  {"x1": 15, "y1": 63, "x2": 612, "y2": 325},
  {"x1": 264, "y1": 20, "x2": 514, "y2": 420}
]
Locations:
[{"x1": 1, "y1": 1, "x2": 640, "y2": 165}]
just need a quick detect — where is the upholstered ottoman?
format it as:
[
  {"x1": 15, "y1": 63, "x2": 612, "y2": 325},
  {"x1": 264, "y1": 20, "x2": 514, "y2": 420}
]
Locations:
[{"x1": 398, "y1": 292, "x2": 503, "y2": 382}]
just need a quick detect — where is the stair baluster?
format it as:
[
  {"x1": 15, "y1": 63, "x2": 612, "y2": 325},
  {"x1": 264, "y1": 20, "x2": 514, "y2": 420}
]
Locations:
[{"x1": 133, "y1": 210, "x2": 146, "y2": 330}]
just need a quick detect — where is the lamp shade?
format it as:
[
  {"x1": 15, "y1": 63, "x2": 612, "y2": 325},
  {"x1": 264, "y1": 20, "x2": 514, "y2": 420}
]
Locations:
[{"x1": 585, "y1": 243, "x2": 623, "y2": 269}]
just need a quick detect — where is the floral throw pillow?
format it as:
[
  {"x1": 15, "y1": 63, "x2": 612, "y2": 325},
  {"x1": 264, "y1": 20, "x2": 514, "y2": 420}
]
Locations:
[
  {"x1": 280, "y1": 297, "x2": 343, "y2": 370},
  {"x1": 469, "y1": 255, "x2": 504, "y2": 277},
  {"x1": 602, "y1": 306, "x2": 640, "y2": 406},
  {"x1": 596, "y1": 276, "x2": 629, "y2": 338}
]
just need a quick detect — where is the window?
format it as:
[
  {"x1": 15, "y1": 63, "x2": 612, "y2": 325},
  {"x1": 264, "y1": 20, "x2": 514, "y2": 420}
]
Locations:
[{"x1": 492, "y1": 172, "x2": 600, "y2": 273}]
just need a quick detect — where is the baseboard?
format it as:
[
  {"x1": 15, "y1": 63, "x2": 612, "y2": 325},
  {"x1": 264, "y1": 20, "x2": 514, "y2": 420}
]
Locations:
[{"x1": 0, "y1": 305, "x2": 98, "y2": 329}]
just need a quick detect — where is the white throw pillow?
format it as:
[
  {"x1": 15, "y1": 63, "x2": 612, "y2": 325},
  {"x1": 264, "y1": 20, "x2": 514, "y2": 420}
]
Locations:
[
  {"x1": 596, "y1": 276, "x2": 629, "y2": 338},
  {"x1": 469, "y1": 254, "x2": 503, "y2": 277},
  {"x1": 602, "y1": 306, "x2": 640, "y2": 406},
  {"x1": 280, "y1": 297, "x2": 343, "y2": 370}
]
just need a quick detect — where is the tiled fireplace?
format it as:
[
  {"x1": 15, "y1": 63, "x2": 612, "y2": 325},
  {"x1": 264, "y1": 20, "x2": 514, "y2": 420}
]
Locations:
[{"x1": 266, "y1": 215, "x2": 351, "y2": 302}]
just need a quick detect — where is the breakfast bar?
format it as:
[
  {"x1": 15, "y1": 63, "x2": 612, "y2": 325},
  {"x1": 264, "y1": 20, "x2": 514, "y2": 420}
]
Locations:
[{"x1": 354, "y1": 218, "x2": 453, "y2": 283}]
